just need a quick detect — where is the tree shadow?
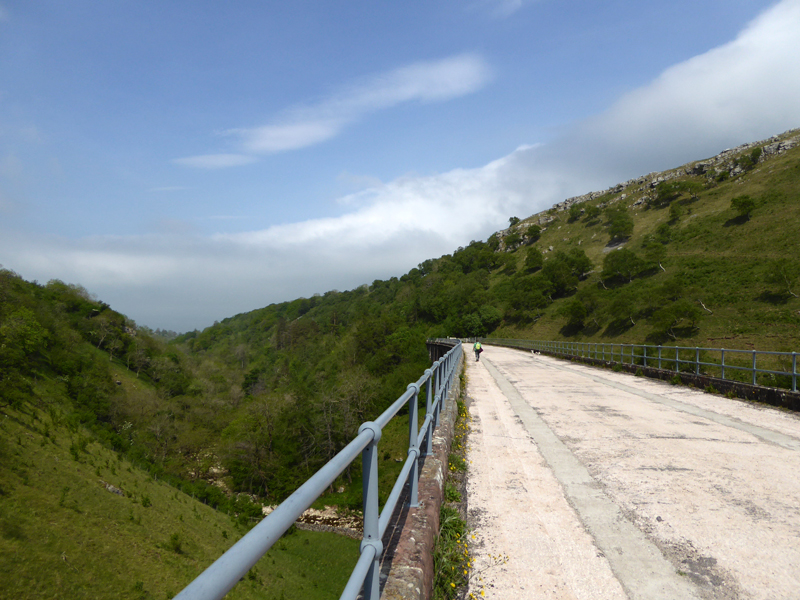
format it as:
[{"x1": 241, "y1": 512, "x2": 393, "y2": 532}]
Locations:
[
  {"x1": 644, "y1": 331, "x2": 670, "y2": 345},
  {"x1": 723, "y1": 215, "x2": 750, "y2": 227},
  {"x1": 601, "y1": 319, "x2": 634, "y2": 337},
  {"x1": 757, "y1": 290, "x2": 791, "y2": 305},
  {"x1": 582, "y1": 322, "x2": 602, "y2": 337},
  {"x1": 559, "y1": 322, "x2": 583, "y2": 337},
  {"x1": 604, "y1": 239, "x2": 627, "y2": 250}
]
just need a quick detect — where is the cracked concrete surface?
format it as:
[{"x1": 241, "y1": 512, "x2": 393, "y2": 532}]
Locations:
[{"x1": 465, "y1": 346, "x2": 800, "y2": 599}]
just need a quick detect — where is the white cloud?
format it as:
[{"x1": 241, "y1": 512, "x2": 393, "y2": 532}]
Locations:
[
  {"x1": 172, "y1": 153, "x2": 257, "y2": 169},
  {"x1": 550, "y1": 0, "x2": 800, "y2": 177},
  {"x1": 231, "y1": 119, "x2": 343, "y2": 154},
  {"x1": 179, "y1": 54, "x2": 492, "y2": 164},
  {"x1": 4, "y1": 0, "x2": 800, "y2": 331}
]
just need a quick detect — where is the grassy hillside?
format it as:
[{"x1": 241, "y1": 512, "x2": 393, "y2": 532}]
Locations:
[
  {"x1": 487, "y1": 129, "x2": 800, "y2": 352},
  {"x1": 0, "y1": 397, "x2": 358, "y2": 600}
]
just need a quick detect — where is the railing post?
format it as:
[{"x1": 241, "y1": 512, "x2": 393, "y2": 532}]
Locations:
[
  {"x1": 407, "y1": 383, "x2": 420, "y2": 507},
  {"x1": 695, "y1": 347, "x2": 700, "y2": 375},
  {"x1": 643, "y1": 345, "x2": 647, "y2": 368},
  {"x1": 752, "y1": 351, "x2": 757, "y2": 386},
  {"x1": 358, "y1": 422, "x2": 383, "y2": 600},
  {"x1": 433, "y1": 361, "x2": 441, "y2": 428},
  {"x1": 721, "y1": 348, "x2": 726, "y2": 380},
  {"x1": 793, "y1": 352, "x2": 797, "y2": 393},
  {"x1": 424, "y1": 369, "x2": 434, "y2": 456},
  {"x1": 676, "y1": 347, "x2": 680, "y2": 372},
  {"x1": 658, "y1": 346, "x2": 662, "y2": 370}
]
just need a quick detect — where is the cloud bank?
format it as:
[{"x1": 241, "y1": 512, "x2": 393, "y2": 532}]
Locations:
[{"x1": 4, "y1": 0, "x2": 800, "y2": 331}]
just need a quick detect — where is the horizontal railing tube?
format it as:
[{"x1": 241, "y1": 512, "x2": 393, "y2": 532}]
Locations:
[
  {"x1": 174, "y1": 429, "x2": 374, "y2": 600},
  {"x1": 340, "y1": 544, "x2": 378, "y2": 600}
]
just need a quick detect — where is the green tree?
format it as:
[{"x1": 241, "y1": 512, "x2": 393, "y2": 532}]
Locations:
[
  {"x1": 602, "y1": 249, "x2": 644, "y2": 283},
  {"x1": 642, "y1": 237, "x2": 667, "y2": 271},
  {"x1": 0, "y1": 307, "x2": 46, "y2": 361},
  {"x1": 668, "y1": 201, "x2": 683, "y2": 222},
  {"x1": 558, "y1": 297, "x2": 587, "y2": 329},
  {"x1": 504, "y1": 231, "x2": 522, "y2": 250},
  {"x1": 731, "y1": 195, "x2": 756, "y2": 219},
  {"x1": 583, "y1": 204, "x2": 601, "y2": 222},
  {"x1": 567, "y1": 204, "x2": 582, "y2": 223},
  {"x1": 508, "y1": 216, "x2": 520, "y2": 227},
  {"x1": 650, "y1": 299, "x2": 702, "y2": 340},
  {"x1": 525, "y1": 224, "x2": 541, "y2": 243},
  {"x1": 765, "y1": 259, "x2": 800, "y2": 298},
  {"x1": 605, "y1": 205, "x2": 634, "y2": 241},
  {"x1": 524, "y1": 246, "x2": 543, "y2": 272},
  {"x1": 606, "y1": 288, "x2": 639, "y2": 326},
  {"x1": 735, "y1": 147, "x2": 762, "y2": 171},
  {"x1": 565, "y1": 248, "x2": 593, "y2": 278},
  {"x1": 541, "y1": 254, "x2": 578, "y2": 297}
]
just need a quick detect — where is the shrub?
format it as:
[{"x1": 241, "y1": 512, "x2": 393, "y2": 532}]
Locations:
[
  {"x1": 583, "y1": 204, "x2": 601, "y2": 221},
  {"x1": 525, "y1": 224, "x2": 541, "y2": 243},
  {"x1": 167, "y1": 532, "x2": 183, "y2": 554},
  {"x1": 605, "y1": 205, "x2": 633, "y2": 241},
  {"x1": 731, "y1": 195, "x2": 755, "y2": 219},
  {"x1": 524, "y1": 247, "x2": 543, "y2": 272}
]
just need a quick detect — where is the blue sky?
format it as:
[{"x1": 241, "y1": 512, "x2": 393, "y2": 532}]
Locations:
[{"x1": 1, "y1": 0, "x2": 799, "y2": 331}]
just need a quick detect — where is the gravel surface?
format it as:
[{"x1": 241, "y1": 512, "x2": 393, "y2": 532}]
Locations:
[{"x1": 465, "y1": 347, "x2": 800, "y2": 600}]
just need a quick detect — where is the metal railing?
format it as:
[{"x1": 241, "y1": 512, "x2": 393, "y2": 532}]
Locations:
[
  {"x1": 174, "y1": 340, "x2": 462, "y2": 600},
  {"x1": 484, "y1": 339, "x2": 797, "y2": 392}
]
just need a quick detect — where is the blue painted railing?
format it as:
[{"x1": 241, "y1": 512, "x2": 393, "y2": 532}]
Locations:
[{"x1": 174, "y1": 340, "x2": 462, "y2": 600}]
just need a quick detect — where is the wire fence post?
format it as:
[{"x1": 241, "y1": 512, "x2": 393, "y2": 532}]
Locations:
[
  {"x1": 658, "y1": 346, "x2": 662, "y2": 370},
  {"x1": 721, "y1": 348, "x2": 726, "y2": 380},
  {"x1": 752, "y1": 351, "x2": 757, "y2": 386},
  {"x1": 358, "y1": 422, "x2": 383, "y2": 600},
  {"x1": 643, "y1": 345, "x2": 647, "y2": 368},
  {"x1": 793, "y1": 352, "x2": 797, "y2": 393}
]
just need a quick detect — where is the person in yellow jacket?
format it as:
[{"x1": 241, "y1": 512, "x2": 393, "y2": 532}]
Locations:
[{"x1": 473, "y1": 340, "x2": 483, "y2": 361}]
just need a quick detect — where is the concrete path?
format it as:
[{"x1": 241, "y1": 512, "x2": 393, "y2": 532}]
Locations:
[{"x1": 465, "y1": 346, "x2": 800, "y2": 600}]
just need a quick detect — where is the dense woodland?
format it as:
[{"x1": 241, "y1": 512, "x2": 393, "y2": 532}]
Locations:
[{"x1": 2, "y1": 130, "x2": 799, "y2": 509}]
